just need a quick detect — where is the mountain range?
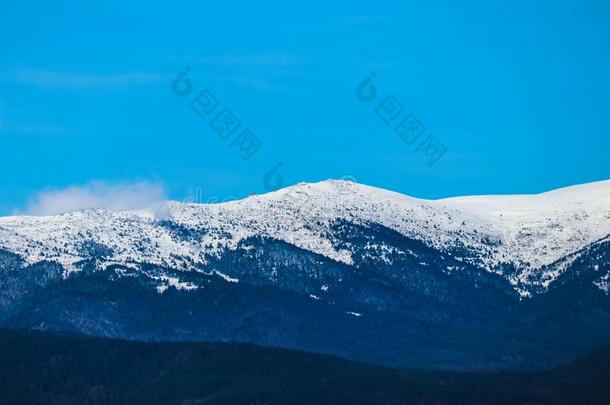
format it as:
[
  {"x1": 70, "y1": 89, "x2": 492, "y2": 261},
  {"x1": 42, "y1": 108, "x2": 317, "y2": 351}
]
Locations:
[{"x1": 1, "y1": 179, "x2": 609, "y2": 370}]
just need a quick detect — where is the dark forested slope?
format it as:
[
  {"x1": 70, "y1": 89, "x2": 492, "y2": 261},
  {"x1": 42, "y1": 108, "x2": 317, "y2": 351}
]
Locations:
[{"x1": 0, "y1": 329, "x2": 609, "y2": 404}]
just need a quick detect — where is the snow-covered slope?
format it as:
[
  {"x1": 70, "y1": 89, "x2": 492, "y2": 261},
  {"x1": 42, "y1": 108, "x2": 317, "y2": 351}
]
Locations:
[
  {"x1": 440, "y1": 181, "x2": 610, "y2": 267},
  {"x1": 1, "y1": 179, "x2": 609, "y2": 295}
]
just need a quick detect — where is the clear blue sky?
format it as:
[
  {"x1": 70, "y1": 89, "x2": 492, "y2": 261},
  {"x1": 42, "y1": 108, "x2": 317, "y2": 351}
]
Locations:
[{"x1": 0, "y1": 0, "x2": 608, "y2": 214}]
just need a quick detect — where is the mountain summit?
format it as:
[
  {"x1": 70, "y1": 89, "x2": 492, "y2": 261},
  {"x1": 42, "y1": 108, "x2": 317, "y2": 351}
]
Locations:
[
  {"x1": 1, "y1": 179, "x2": 609, "y2": 295},
  {"x1": 1, "y1": 180, "x2": 609, "y2": 370}
]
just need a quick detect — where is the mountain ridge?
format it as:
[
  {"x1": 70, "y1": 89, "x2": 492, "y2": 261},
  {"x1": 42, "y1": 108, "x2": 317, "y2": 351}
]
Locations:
[
  {"x1": 1, "y1": 179, "x2": 609, "y2": 370},
  {"x1": 1, "y1": 179, "x2": 609, "y2": 296}
]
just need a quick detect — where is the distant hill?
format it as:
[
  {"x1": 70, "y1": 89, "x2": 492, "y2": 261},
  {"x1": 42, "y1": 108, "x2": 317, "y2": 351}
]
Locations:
[{"x1": 0, "y1": 328, "x2": 609, "y2": 404}]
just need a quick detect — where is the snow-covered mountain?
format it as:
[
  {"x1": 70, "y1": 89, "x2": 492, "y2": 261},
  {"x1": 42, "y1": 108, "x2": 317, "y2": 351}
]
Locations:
[
  {"x1": 1, "y1": 179, "x2": 609, "y2": 296},
  {"x1": 1, "y1": 179, "x2": 610, "y2": 370}
]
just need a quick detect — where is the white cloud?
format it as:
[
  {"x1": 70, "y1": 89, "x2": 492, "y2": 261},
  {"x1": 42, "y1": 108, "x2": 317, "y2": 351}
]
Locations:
[
  {"x1": 194, "y1": 53, "x2": 305, "y2": 67},
  {"x1": 1, "y1": 123, "x2": 81, "y2": 135},
  {"x1": 13, "y1": 69, "x2": 165, "y2": 89},
  {"x1": 24, "y1": 181, "x2": 167, "y2": 216}
]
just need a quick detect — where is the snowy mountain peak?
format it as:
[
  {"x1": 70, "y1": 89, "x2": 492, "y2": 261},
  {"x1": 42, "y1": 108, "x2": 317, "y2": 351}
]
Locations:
[{"x1": 1, "y1": 179, "x2": 609, "y2": 294}]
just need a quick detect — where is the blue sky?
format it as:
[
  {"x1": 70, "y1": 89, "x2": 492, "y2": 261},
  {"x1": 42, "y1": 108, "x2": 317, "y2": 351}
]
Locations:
[{"x1": 0, "y1": 0, "x2": 608, "y2": 214}]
